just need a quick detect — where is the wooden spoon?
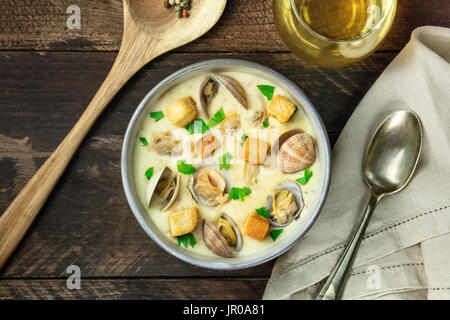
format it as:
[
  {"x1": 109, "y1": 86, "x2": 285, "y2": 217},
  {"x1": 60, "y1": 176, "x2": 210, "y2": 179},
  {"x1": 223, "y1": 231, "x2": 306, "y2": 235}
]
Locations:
[{"x1": 0, "y1": 0, "x2": 227, "y2": 270}]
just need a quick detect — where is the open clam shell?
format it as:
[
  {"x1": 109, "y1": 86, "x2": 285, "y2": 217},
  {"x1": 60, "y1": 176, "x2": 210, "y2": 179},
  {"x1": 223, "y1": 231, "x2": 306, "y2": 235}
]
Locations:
[
  {"x1": 202, "y1": 213, "x2": 243, "y2": 258},
  {"x1": 145, "y1": 167, "x2": 181, "y2": 212},
  {"x1": 199, "y1": 77, "x2": 218, "y2": 117},
  {"x1": 187, "y1": 175, "x2": 201, "y2": 203},
  {"x1": 265, "y1": 181, "x2": 304, "y2": 228},
  {"x1": 198, "y1": 74, "x2": 248, "y2": 114},
  {"x1": 214, "y1": 73, "x2": 248, "y2": 110},
  {"x1": 221, "y1": 213, "x2": 243, "y2": 252},
  {"x1": 186, "y1": 168, "x2": 229, "y2": 207}
]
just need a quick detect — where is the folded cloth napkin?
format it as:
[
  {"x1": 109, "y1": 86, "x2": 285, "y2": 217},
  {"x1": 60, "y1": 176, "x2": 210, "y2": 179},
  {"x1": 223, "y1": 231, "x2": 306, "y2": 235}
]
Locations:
[{"x1": 263, "y1": 26, "x2": 450, "y2": 300}]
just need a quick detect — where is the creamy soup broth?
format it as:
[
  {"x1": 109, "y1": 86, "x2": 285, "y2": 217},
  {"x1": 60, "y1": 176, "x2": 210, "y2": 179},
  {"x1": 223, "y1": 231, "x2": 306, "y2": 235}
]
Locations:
[{"x1": 133, "y1": 71, "x2": 320, "y2": 258}]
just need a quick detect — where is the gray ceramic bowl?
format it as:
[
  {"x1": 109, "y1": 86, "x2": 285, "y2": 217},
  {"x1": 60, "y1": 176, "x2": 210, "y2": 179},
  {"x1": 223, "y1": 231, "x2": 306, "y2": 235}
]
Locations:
[{"x1": 121, "y1": 59, "x2": 331, "y2": 270}]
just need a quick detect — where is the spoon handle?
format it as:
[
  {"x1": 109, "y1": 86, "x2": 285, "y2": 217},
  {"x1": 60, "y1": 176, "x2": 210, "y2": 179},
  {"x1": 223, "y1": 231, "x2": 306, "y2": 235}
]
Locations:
[{"x1": 316, "y1": 192, "x2": 381, "y2": 300}]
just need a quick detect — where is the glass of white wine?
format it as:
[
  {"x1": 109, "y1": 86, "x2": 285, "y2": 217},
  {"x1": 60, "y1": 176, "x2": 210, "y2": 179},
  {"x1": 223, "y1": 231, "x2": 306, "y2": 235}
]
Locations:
[{"x1": 273, "y1": 0, "x2": 397, "y2": 67}]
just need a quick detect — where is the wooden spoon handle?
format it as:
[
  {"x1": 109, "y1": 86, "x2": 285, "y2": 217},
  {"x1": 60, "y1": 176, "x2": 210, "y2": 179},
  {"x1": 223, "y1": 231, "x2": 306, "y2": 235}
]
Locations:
[{"x1": 0, "y1": 56, "x2": 138, "y2": 270}]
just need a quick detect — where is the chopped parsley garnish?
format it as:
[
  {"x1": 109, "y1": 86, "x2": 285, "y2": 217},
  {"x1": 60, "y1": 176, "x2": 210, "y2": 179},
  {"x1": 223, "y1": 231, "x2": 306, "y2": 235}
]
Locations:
[
  {"x1": 257, "y1": 85, "x2": 275, "y2": 100},
  {"x1": 296, "y1": 168, "x2": 313, "y2": 185},
  {"x1": 186, "y1": 119, "x2": 209, "y2": 134},
  {"x1": 145, "y1": 167, "x2": 154, "y2": 180},
  {"x1": 219, "y1": 152, "x2": 233, "y2": 170},
  {"x1": 254, "y1": 179, "x2": 258, "y2": 184},
  {"x1": 240, "y1": 134, "x2": 248, "y2": 146},
  {"x1": 177, "y1": 233, "x2": 196, "y2": 248},
  {"x1": 150, "y1": 111, "x2": 165, "y2": 122},
  {"x1": 294, "y1": 105, "x2": 299, "y2": 112},
  {"x1": 262, "y1": 118, "x2": 269, "y2": 128},
  {"x1": 269, "y1": 229, "x2": 284, "y2": 241},
  {"x1": 229, "y1": 187, "x2": 252, "y2": 201},
  {"x1": 177, "y1": 160, "x2": 196, "y2": 175},
  {"x1": 255, "y1": 207, "x2": 270, "y2": 219},
  {"x1": 139, "y1": 137, "x2": 148, "y2": 146},
  {"x1": 208, "y1": 108, "x2": 225, "y2": 127}
]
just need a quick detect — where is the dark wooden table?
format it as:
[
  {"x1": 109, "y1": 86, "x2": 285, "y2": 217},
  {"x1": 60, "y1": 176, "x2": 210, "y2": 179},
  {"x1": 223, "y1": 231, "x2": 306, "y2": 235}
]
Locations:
[{"x1": 0, "y1": 0, "x2": 448, "y2": 299}]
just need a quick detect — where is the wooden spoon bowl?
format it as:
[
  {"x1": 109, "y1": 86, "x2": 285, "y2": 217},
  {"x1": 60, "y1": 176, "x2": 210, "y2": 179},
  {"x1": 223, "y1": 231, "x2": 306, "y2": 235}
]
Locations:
[
  {"x1": 0, "y1": 0, "x2": 227, "y2": 270},
  {"x1": 120, "y1": 0, "x2": 227, "y2": 75}
]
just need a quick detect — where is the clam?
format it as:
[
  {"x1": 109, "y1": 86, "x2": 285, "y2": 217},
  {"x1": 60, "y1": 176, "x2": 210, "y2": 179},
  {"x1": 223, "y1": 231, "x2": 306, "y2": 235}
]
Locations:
[
  {"x1": 151, "y1": 131, "x2": 179, "y2": 156},
  {"x1": 277, "y1": 132, "x2": 316, "y2": 173},
  {"x1": 214, "y1": 74, "x2": 248, "y2": 110},
  {"x1": 193, "y1": 133, "x2": 220, "y2": 158},
  {"x1": 199, "y1": 77, "x2": 218, "y2": 117},
  {"x1": 276, "y1": 129, "x2": 303, "y2": 151},
  {"x1": 187, "y1": 169, "x2": 229, "y2": 207},
  {"x1": 265, "y1": 181, "x2": 304, "y2": 227},
  {"x1": 145, "y1": 167, "x2": 181, "y2": 211},
  {"x1": 199, "y1": 74, "x2": 248, "y2": 113},
  {"x1": 203, "y1": 213, "x2": 243, "y2": 258},
  {"x1": 253, "y1": 109, "x2": 267, "y2": 128}
]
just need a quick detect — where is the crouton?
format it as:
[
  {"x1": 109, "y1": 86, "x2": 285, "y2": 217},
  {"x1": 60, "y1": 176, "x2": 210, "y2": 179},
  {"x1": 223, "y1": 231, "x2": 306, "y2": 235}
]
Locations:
[
  {"x1": 168, "y1": 207, "x2": 199, "y2": 237},
  {"x1": 165, "y1": 96, "x2": 198, "y2": 127},
  {"x1": 243, "y1": 211, "x2": 269, "y2": 241},
  {"x1": 193, "y1": 133, "x2": 220, "y2": 158},
  {"x1": 267, "y1": 95, "x2": 296, "y2": 124},
  {"x1": 240, "y1": 136, "x2": 270, "y2": 165}
]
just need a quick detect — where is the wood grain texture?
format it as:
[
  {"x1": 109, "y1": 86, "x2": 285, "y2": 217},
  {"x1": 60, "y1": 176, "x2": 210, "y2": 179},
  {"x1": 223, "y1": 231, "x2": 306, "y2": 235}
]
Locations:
[
  {"x1": 0, "y1": 0, "x2": 448, "y2": 53},
  {"x1": 0, "y1": 278, "x2": 267, "y2": 299}
]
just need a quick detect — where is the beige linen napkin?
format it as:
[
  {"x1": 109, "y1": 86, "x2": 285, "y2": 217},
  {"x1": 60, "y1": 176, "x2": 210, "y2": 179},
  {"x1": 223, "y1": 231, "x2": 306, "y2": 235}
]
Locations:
[{"x1": 264, "y1": 26, "x2": 450, "y2": 300}]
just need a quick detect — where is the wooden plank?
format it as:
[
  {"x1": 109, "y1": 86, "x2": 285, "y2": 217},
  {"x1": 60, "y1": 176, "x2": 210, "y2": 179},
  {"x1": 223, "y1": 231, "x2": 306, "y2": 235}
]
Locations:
[
  {"x1": 0, "y1": 51, "x2": 391, "y2": 278},
  {"x1": 0, "y1": 278, "x2": 267, "y2": 299},
  {"x1": 0, "y1": 0, "x2": 448, "y2": 53}
]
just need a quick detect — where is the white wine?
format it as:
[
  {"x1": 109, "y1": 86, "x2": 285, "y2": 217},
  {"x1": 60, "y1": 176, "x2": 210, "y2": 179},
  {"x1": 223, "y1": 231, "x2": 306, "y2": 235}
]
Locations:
[{"x1": 273, "y1": 0, "x2": 397, "y2": 67}]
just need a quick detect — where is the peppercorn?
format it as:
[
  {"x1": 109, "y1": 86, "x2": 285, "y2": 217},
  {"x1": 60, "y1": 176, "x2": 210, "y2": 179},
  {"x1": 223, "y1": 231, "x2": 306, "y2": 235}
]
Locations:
[{"x1": 182, "y1": 10, "x2": 189, "y2": 18}]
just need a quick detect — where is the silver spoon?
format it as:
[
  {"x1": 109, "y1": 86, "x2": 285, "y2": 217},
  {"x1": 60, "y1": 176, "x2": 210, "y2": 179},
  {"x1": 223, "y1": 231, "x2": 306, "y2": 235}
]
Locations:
[{"x1": 316, "y1": 110, "x2": 423, "y2": 300}]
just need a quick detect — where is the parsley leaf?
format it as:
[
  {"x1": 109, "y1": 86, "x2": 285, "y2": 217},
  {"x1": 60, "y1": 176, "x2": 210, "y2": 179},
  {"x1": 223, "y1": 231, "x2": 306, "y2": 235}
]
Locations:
[
  {"x1": 177, "y1": 160, "x2": 196, "y2": 175},
  {"x1": 219, "y1": 152, "x2": 233, "y2": 170},
  {"x1": 262, "y1": 118, "x2": 269, "y2": 128},
  {"x1": 257, "y1": 85, "x2": 275, "y2": 100},
  {"x1": 208, "y1": 108, "x2": 225, "y2": 127},
  {"x1": 296, "y1": 168, "x2": 313, "y2": 185},
  {"x1": 150, "y1": 111, "x2": 165, "y2": 122},
  {"x1": 255, "y1": 207, "x2": 270, "y2": 219},
  {"x1": 294, "y1": 105, "x2": 299, "y2": 112},
  {"x1": 229, "y1": 186, "x2": 252, "y2": 201},
  {"x1": 189, "y1": 234, "x2": 197, "y2": 247},
  {"x1": 139, "y1": 137, "x2": 148, "y2": 146},
  {"x1": 240, "y1": 134, "x2": 248, "y2": 146},
  {"x1": 186, "y1": 119, "x2": 209, "y2": 134},
  {"x1": 177, "y1": 233, "x2": 196, "y2": 248},
  {"x1": 269, "y1": 229, "x2": 284, "y2": 241},
  {"x1": 145, "y1": 167, "x2": 154, "y2": 180}
]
